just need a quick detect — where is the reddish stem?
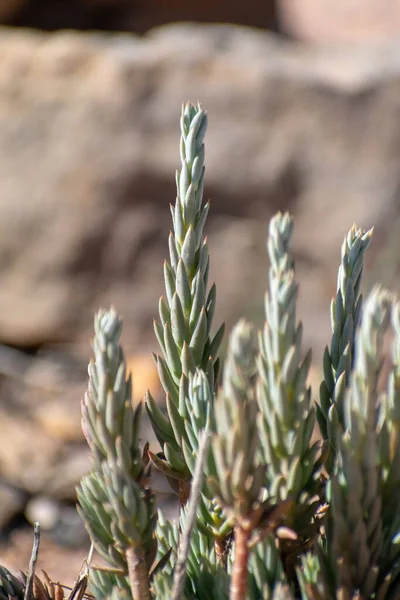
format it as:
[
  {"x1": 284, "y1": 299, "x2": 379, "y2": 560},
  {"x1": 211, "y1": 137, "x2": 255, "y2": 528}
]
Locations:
[
  {"x1": 126, "y1": 547, "x2": 151, "y2": 600},
  {"x1": 230, "y1": 526, "x2": 251, "y2": 600}
]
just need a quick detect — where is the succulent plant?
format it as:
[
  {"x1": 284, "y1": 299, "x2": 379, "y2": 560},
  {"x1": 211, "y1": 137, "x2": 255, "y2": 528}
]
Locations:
[
  {"x1": 77, "y1": 308, "x2": 157, "y2": 600},
  {"x1": 146, "y1": 103, "x2": 224, "y2": 503},
  {"x1": 5, "y1": 102, "x2": 400, "y2": 600},
  {"x1": 317, "y1": 225, "x2": 373, "y2": 472},
  {"x1": 256, "y1": 212, "x2": 323, "y2": 567}
]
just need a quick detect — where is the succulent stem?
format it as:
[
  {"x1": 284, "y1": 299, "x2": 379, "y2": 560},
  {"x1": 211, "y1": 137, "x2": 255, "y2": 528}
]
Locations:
[
  {"x1": 126, "y1": 548, "x2": 151, "y2": 600},
  {"x1": 231, "y1": 526, "x2": 251, "y2": 600}
]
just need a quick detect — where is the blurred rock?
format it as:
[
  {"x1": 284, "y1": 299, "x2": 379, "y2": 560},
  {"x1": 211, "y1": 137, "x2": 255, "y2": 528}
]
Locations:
[
  {"x1": 0, "y1": 409, "x2": 87, "y2": 498},
  {"x1": 279, "y1": 0, "x2": 400, "y2": 44},
  {"x1": 25, "y1": 496, "x2": 88, "y2": 546},
  {"x1": 35, "y1": 399, "x2": 85, "y2": 443},
  {"x1": 0, "y1": 24, "x2": 399, "y2": 362},
  {"x1": 51, "y1": 503, "x2": 89, "y2": 547},
  {"x1": 0, "y1": 481, "x2": 26, "y2": 532}
]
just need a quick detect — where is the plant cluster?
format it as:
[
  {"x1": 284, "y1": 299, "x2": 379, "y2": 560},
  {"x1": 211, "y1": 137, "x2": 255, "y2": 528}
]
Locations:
[{"x1": 2, "y1": 103, "x2": 400, "y2": 600}]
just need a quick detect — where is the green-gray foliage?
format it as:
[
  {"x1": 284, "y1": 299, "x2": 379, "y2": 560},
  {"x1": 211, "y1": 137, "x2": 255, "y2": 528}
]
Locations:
[
  {"x1": 89, "y1": 567, "x2": 131, "y2": 599},
  {"x1": 155, "y1": 509, "x2": 230, "y2": 600},
  {"x1": 248, "y1": 537, "x2": 292, "y2": 600}
]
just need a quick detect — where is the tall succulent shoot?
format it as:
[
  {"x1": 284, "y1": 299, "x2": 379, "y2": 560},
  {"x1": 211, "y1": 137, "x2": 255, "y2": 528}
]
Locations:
[
  {"x1": 146, "y1": 103, "x2": 224, "y2": 498},
  {"x1": 257, "y1": 213, "x2": 321, "y2": 548},
  {"x1": 318, "y1": 225, "x2": 373, "y2": 471},
  {"x1": 320, "y1": 287, "x2": 398, "y2": 599},
  {"x1": 78, "y1": 309, "x2": 157, "y2": 600},
  {"x1": 80, "y1": 310, "x2": 142, "y2": 474}
]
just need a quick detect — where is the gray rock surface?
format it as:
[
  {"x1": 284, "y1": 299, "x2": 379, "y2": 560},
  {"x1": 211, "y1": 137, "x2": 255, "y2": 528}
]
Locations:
[{"x1": 0, "y1": 23, "x2": 399, "y2": 358}]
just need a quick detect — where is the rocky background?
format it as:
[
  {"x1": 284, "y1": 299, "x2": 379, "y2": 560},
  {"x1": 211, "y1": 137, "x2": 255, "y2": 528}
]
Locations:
[{"x1": 1, "y1": 0, "x2": 400, "y2": 590}]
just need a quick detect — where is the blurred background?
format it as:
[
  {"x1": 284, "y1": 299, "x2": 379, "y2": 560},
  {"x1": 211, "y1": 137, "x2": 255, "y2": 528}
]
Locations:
[{"x1": 1, "y1": 0, "x2": 400, "y2": 589}]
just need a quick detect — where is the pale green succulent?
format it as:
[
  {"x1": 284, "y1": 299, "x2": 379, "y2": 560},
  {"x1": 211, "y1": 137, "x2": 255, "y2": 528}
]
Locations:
[
  {"x1": 146, "y1": 103, "x2": 224, "y2": 489},
  {"x1": 256, "y1": 212, "x2": 322, "y2": 552},
  {"x1": 318, "y1": 225, "x2": 373, "y2": 472},
  {"x1": 78, "y1": 308, "x2": 157, "y2": 600}
]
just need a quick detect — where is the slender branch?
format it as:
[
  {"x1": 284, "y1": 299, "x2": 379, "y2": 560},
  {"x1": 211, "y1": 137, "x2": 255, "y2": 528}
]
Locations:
[{"x1": 24, "y1": 522, "x2": 40, "y2": 600}]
